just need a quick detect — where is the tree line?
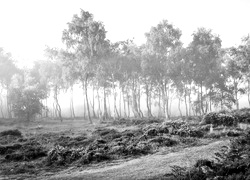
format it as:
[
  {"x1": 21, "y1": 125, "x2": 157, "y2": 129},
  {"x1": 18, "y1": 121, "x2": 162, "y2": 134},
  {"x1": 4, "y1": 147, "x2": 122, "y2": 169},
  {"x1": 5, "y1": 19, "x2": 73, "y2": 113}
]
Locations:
[{"x1": 0, "y1": 9, "x2": 250, "y2": 123}]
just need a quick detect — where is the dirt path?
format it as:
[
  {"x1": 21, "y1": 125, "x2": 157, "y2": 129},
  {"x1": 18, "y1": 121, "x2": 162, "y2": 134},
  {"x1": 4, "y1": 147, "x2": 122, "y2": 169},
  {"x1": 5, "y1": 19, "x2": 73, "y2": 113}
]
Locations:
[{"x1": 45, "y1": 139, "x2": 229, "y2": 180}]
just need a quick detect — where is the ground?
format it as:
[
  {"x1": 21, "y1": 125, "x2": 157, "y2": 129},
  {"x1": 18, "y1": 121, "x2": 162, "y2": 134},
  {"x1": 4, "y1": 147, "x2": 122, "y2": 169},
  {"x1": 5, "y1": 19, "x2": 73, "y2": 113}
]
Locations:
[
  {"x1": 0, "y1": 117, "x2": 234, "y2": 180},
  {"x1": 47, "y1": 140, "x2": 229, "y2": 180}
]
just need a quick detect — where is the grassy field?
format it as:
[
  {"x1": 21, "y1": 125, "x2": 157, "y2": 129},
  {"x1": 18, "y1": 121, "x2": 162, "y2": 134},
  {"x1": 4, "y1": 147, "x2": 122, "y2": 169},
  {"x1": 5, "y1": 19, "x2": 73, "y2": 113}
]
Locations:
[{"x1": 0, "y1": 116, "x2": 245, "y2": 180}]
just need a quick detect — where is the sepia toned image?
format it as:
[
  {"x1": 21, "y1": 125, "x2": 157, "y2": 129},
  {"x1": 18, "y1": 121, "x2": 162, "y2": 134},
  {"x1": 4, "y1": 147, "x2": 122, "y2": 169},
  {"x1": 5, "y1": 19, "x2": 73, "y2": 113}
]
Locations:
[{"x1": 0, "y1": 0, "x2": 250, "y2": 179}]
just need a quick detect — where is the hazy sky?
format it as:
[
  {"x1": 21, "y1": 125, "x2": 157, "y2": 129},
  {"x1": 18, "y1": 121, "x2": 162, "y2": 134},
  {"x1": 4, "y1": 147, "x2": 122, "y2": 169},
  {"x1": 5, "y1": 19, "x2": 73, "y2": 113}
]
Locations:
[{"x1": 0, "y1": 0, "x2": 250, "y2": 67}]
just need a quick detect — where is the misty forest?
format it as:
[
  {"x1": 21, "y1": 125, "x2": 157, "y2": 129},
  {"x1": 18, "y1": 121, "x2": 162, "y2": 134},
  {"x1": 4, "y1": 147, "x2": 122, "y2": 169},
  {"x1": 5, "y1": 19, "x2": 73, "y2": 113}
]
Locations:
[{"x1": 1, "y1": 8, "x2": 250, "y2": 180}]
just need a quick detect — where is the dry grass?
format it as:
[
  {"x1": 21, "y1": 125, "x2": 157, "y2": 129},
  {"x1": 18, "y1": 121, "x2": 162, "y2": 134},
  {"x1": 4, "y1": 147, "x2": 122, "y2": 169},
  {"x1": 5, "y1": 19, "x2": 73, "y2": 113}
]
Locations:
[
  {"x1": 0, "y1": 118, "x2": 107, "y2": 138},
  {"x1": 0, "y1": 118, "x2": 231, "y2": 180},
  {"x1": 45, "y1": 139, "x2": 229, "y2": 180}
]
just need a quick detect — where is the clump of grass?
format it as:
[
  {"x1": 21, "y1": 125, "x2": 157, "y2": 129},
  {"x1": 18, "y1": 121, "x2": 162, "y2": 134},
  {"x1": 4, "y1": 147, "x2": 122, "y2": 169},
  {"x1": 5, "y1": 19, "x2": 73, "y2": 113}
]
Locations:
[
  {"x1": 169, "y1": 131, "x2": 250, "y2": 180},
  {"x1": 45, "y1": 125, "x2": 179, "y2": 166},
  {"x1": 3, "y1": 141, "x2": 47, "y2": 161},
  {"x1": 0, "y1": 129, "x2": 22, "y2": 137},
  {"x1": 112, "y1": 117, "x2": 163, "y2": 126}
]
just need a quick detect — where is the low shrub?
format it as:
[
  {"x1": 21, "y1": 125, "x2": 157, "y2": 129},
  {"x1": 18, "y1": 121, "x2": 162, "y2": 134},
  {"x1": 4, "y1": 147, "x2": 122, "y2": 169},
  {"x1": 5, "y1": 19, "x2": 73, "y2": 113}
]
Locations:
[
  {"x1": 0, "y1": 129, "x2": 22, "y2": 137},
  {"x1": 46, "y1": 145, "x2": 85, "y2": 165},
  {"x1": 202, "y1": 108, "x2": 250, "y2": 127},
  {"x1": 202, "y1": 112, "x2": 237, "y2": 127},
  {"x1": 204, "y1": 132, "x2": 225, "y2": 139},
  {"x1": 148, "y1": 136, "x2": 177, "y2": 146},
  {"x1": 112, "y1": 117, "x2": 163, "y2": 126},
  {"x1": 1, "y1": 163, "x2": 36, "y2": 175},
  {"x1": 4, "y1": 141, "x2": 47, "y2": 161},
  {"x1": 179, "y1": 137, "x2": 199, "y2": 146},
  {"x1": 170, "y1": 131, "x2": 250, "y2": 180},
  {"x1": 232, "y1": 108, "x2": 250, "y2": 123},
  {"x1": 45, "y1": 125, "x2": 180, "y2": 166},
  {"x1": 0, "y1": 144, "x2": 22, "y2": 155}
]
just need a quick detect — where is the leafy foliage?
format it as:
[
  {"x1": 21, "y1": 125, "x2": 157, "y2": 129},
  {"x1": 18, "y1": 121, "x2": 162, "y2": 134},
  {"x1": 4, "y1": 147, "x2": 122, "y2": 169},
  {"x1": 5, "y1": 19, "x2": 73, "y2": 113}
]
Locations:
[
  {"x1": 202, "y1": 108, "x2": 250, "y2": 126},
  {"x1": 9, "y1": 70, "x2": 47, "y2": 121},
  {"x1": 9, "y1": 87, "x2": 45, "y2": 121},
  {"x1": 202, "y1": 111, "x2": 237, "y2": 126},
  {"x1": 0, "y1": 129, "x2": 22, "y2": 137},
  {"x1": 0, "y1": 48, "x2": 18, "y2": 87}
]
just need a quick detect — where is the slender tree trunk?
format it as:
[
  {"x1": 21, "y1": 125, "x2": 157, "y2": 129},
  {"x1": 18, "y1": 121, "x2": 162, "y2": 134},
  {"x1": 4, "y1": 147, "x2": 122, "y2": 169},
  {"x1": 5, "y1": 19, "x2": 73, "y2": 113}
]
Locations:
[
  {"x1": 184, "y1": 85, "x2": 188, "y2": 117},
  {"x1": 91, "y1": 86, "x2": 96, "y2": 118},
  {"x1": 189, "y1": 83, "x2": 192, "y2": 116},
  {"x1": 137, "y1": 85, "x2": 143, "y2": 117},
  {"x1": 0, "y1": 88, "x2": 5, "y2": 118},
  {"x1": 71, "y1": 87, "x2": 76, "y2": 118},
  {"x1": 103, "y1": 86, "x2": 108, "y2": 120},
  {"x1": 69, "y1": 86, "x2": 75, "y2": 119},
  {"x1": 165, "y1": 83, "x2": 170, "y2": 119},
  {"x1": 82, "y1": 81, "x2": 86, "y2": 119},
  {"x1": 54, "y1": 86, "x2": 62, "y2": 122},
  {"x1": 146, "y1": 84, "x2": 152, "y2": 117},
  {"x1": 126, "y1": 91, "x2": 130, "y2": 117},
  {"x1": 209, "y1": 89, "x2": 212, "y2": 112},
  {"x1": 205, "y1": 88, "x2": 208, "y2": 114},
  {"x1": 97, "y1": 87, "x2": 102, "y2": 118},
  {"x1": 70, "y1": 100, "x2": 73, "y2": 118},
  {"x1": 161, "y1": 81, "x2": 171, "y2": 120},
  {"x1": 0, "y1": 96, "x2": 4, "y2": 118},
  {"x1": 149, "y1": 84, "x2": 153, "y2": 116},
  {"x1": 197, "y1": 88, "x2": 201, "y2": 116},
  {"x1": 234, "y1": 80, "x2": 239, "y2": 110},
  {"x1": 200, "y1": 81, "x2": 204, "y2": 114},
  {"x1": 158, "y1": 88, "x2": 162, "y2": 117},
  {"x1": 107, "y1": 94, "x2": 111, "y2": 117},
  {"x1": 119, "y1": 88, "x2": 122, "y2": 117},
  {"x1": 6, "y1": 86, "x2": 12, "y2": 119},
  {"x1": 83, "y1": 79, "x2": 92, "y2": 124},
  {"x1": 169, "y1": 93, "x2": 174, "y2": 118},
  {"x1": 45, "y1": 97, "x2": 49, "y2": 118},
  {"x1": 112, "y1": 75, "x2": 119, "y2": 119},
  {"x1": 54, "y1": 100, "x2": 58, "y2": 118},
  {"x1": 52, "y1": 102, "x2": 55, "y2": 118},
  {"x1": 132, "y1": 79, "x2": 140, "y2": 117},
  {"x1": 122, "y1": 88, "x2": 127, "y2": 117},
  {"x1": 57, "y1": 102, "x2": 62, "y2": 122},
  {"x1": 178, "y1": 96, "x2": 182, "y2": 117},
  {"x1": 83, "y1": 95, "x2": 86, "y2": 119},
  {"x1": 161, "y1": 83, "x2": 166, "y2": 119}
]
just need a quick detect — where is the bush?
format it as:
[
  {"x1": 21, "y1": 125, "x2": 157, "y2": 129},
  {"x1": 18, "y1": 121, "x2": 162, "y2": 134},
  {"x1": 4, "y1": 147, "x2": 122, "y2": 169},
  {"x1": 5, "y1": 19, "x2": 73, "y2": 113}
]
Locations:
[
  {"x1": 202, "y1": 109, "x2": 250, "y2": 127},
  {"x1": 9, "y1": 84, "x2": 46, "y2": 121},
  {"x1": 204, "y1": 132, "x2": 225, "y2": 139},
  {"x1": 233, "y1": 108, "x2": 250, "y2": 123},
  {"x1": 46, "y1": 145, "x2": 83, "y2": 165},
  {"x1": 171, "y1": 124, "x2": 204, "y2": 138},
  {"x1": 148, "y1": 137, "x2": 177, "y2": 146},
  {"x1": 0, "y1": 143, "x2": 22, "y2": 155},
  {"x1": 0, "y1": 129, "x2": 22, "y2": 137},
  {"x1": 179, "y1": 137, "x2": 198, "y2": 146},
  {"x1": 112, "y1": 117, "x2": 163, "y2": 126},
  {"x1": 3, "y1": 141, "x2": 47, "y2": 161},
  {"x1": 202, "y1": 112, "x2": 237, "y2": 126},
  {"x1": 93, "y1": 128, "x2": 122, "y2": 140}
]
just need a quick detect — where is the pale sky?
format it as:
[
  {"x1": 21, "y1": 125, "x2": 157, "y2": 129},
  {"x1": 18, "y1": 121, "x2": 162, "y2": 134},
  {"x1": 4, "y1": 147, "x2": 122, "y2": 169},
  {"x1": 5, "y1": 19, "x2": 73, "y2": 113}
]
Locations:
[{"x1": 0, "y1": 0, "x2": 250, "y2": 67}]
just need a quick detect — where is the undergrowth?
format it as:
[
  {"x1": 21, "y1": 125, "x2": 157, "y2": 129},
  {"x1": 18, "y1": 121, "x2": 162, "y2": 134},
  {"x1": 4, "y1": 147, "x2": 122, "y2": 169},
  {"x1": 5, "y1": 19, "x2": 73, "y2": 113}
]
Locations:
[{"x1": 169, "y1": 131, "x2": 250, "y2": 180}]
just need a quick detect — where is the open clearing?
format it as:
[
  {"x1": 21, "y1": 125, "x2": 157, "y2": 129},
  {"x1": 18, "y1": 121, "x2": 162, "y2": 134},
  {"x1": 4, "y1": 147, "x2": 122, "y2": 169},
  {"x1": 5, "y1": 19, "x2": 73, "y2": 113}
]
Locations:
[
  {"x1": 47, "y1": 139, "x2": 229, "y2": 180},
  {"x1": 0, "y1": 117, "x2": 238, "y2": 180}
]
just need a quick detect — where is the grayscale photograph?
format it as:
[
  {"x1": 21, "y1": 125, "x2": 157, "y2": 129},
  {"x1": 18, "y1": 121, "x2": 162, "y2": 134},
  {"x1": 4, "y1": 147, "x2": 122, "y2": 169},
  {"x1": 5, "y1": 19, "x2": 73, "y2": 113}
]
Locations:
[{"x1": 0, "y1": 0, "x2": 250, "y2": 179}]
